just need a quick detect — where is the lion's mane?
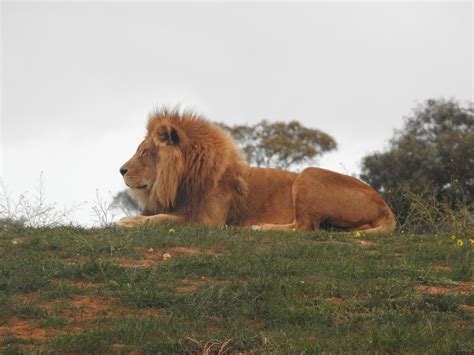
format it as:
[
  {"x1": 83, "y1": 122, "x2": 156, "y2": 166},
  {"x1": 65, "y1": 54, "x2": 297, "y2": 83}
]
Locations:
[{"x1": 138, "y1": 108, "x2": 248, "y2": 223}]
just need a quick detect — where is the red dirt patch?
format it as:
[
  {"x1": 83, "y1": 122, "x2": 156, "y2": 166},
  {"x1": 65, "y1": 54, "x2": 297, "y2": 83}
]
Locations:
[
  {"x1": 111, "y1": 344, "x2": 126, "y2": 352},
  {"x1": 41, "y1": 295, "x2": 121, "y2": 321},
  {"x1": 325, "y1": 297, "x2": 345, "y2": 305},
  {"x1": 460, "y1": 304, "x2": 474, "y2": 312},
  {"x1": 113, "y1": 257, "x2": 158, "y2": 268},
  {"x1": 175, "y1": 284, "x2": 200, "y2": 294},
  {"x1": 175, "y1": 277, "x2": 219, "y2": 294},
  {"x1": 15, "y1": 292, "x2": 40, "y2": 303},
  {"x1": 66, "y1": 296, "x2": 118, "y2": 320},
  {"x1": 116, "y1": 246, "x2": 224, "y2": 268},
  {"x1": 248, "y1": 320, "x2": 265, "y2": 330},
  {"x1": 110, "y1": 344, "x2": 140, "y2": 355},
  {"x1": 140, "y1": 308, "x2": 164, "y2": 317},
  {"x1": 136, "y1": 245, "x2": 222, "y2": 257},
  {"x1": 357, "y1": 239, "x2": 375, "y2": 246},
  {"x1": 73, "y1": 281, "x2": 105, "y2": 289},
  {"x1": 432, "y1": 265, "x2": 453, "y2": 272},
  {"x1": 0, "y1": 317, "x2": 54, "y2": 340},
  {"x1": 169, "y1": 246, "x2": 201, "y2": 256},
  {"x1": 415, "y1": 282, "x2": 473, "y2": 295},
  {"x1": 168, "y1": 246, "x2": 224, "y2": 257},
  {"x1": 144, "y1": 250, "x2": 165, "y2": 259},
  {"x1": 114, "y1": 248, "x2": 174, "y2": 267},
  {"x1": 394, "y1": 252, "x2": 404, "y2": 257}
]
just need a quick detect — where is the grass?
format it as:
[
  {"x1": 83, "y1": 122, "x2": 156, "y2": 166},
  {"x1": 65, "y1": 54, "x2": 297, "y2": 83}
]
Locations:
[{"x1": 0, "y1": 225, "x2": 472, "y2": 353}]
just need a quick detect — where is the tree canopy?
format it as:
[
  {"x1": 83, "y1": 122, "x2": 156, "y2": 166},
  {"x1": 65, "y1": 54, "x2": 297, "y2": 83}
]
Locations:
[
  {"x1": 219, "y1": 120, "x2": 337, "y2": 169},
  {"x1": 110, "y1": 190, "x2": 141, "y2": 216},
  {"x1": 360, "y1": 98, "x2": 474, "y2": 204}
]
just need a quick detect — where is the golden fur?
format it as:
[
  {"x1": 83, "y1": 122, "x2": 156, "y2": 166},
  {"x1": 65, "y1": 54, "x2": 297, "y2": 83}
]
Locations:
[{"x1": 118, "y1": 109, "x2": 396, "y2": 234}]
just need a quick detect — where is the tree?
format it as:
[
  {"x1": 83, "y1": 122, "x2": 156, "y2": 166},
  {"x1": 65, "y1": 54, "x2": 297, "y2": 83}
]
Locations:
[
  {"x1": 111, "y1": 190, "x2": 141, "y2": 215},
  {"x1": 360, "y1": 98, "x2": 474, "y2": 204},
  {"x1": 219, "y1": 120, "x2": 337, "y2": 169}
]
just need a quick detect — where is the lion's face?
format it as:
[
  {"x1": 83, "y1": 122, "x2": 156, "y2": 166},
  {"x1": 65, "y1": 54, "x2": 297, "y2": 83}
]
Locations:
[
  {"x1": 120, "y1": 123, "x2": 184, "y2": 210},
  {"x1": 120, "y1": 138, "x2": 157, "y2": 191}
]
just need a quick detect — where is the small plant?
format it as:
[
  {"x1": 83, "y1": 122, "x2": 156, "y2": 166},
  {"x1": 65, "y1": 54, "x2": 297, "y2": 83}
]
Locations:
[
  {"x1": 385, "y1": 182, "x2": 472, "y2": 235},
  {"x1": 91, "y1": 190, "x2": 119, "y2": 227},
  {"x1": 0, "y1": 173, "x2": 83, "y2": 228}
]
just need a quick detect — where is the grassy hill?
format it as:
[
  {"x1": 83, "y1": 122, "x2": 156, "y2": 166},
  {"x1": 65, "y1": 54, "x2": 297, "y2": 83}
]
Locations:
[{"x1": 0, "y1": 225, "x2": 472, "y2": 353}]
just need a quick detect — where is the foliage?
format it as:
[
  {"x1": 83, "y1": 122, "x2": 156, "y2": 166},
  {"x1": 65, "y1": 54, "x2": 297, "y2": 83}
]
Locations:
[
  {"x1": 219, "y1": 120, "x2": 337, "y2": 169},
  {"x1": 384, "y1": 184, "x2": 472, "y2": 235},
  {"x1": 111, "y1": 189, "x2": 141, "y2": 215},
  {"x1": 361, "y1": 98, "x2": 474, "y2": 205}
]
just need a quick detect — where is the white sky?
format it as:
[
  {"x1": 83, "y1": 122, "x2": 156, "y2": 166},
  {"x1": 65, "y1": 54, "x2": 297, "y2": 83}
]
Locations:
[{"x1": 1, "y1": 1, "x2": 472, "y2": 226}]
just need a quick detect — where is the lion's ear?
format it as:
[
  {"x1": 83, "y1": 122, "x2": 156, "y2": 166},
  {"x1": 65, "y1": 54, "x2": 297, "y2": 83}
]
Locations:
[{"x1": 155, "y1": 125, "x2": 180, "y2": 146}]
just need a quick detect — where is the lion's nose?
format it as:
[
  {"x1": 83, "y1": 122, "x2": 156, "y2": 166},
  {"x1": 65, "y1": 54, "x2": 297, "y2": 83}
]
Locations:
[{"x1": 120, "y1": 168, "x2": 128, "y2": 176}]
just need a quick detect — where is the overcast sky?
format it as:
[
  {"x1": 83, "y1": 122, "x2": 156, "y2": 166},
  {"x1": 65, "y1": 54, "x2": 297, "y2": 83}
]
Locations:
[{"x1": 1, "y1": 1, "x2": 472, "y2": 226}]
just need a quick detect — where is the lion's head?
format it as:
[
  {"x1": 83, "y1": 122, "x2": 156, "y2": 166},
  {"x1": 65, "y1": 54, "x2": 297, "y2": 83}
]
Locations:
[
  {"x1": 120, "y1": 137, "x2": 157, "y2": 191},
  {"x1": 120, "y1": 109, "x2": 247, "y2": 218}
]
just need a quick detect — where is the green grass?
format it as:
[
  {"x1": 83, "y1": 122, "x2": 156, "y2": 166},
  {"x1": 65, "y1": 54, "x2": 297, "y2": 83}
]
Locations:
[{"x1": 0, "y1": 225, "x2": 472, "y2": 353}]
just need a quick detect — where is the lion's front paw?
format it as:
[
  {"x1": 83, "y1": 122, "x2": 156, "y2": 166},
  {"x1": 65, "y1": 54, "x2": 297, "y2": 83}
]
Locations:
[
  {"x1": 251, "y1": 224, "x2": 263, "y2": 231},
  {"x1": 116, "y1": 215, "x2": 149, "y2": 228}
]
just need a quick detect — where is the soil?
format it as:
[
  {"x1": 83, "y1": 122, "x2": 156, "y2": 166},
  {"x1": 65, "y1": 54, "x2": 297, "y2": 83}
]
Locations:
[
  {"x1": 325, "y1": 297, "x2": 345, "y2": 305},
  {"x1": 415, "y1": 282, "x2": 473, "y2": 295},
  {"x1": 15, "y1": 292, "x2": 40, "y2": 303},
  {"x1": 0, "y1": 317, "x2": 53, "y2": 340},
  {"x1": 115, "y1": 246, "x2": 223, "y2": 268},
  {"x1": 459, "y1": 304, "x2": 474, "y2": 312},
  {"x1": 175, "y1": 277, "x2": 220, "y2": 294},
  {"x1": 40, "y1": 295, "x2": 121, "y2": 321},
  {"x1": 432, "y1": 265, "x2": 453, "y2": 272}
]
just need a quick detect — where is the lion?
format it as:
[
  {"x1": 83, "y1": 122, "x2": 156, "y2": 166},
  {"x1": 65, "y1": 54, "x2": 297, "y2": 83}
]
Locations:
[{"x1": 117, "y1": 109, "x2": 397, "y2": 234}]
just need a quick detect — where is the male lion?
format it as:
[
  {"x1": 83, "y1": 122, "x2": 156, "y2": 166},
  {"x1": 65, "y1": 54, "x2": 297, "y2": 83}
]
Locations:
[{"x1": 118, "y1": 109, "x2": 396, "y2": 233}]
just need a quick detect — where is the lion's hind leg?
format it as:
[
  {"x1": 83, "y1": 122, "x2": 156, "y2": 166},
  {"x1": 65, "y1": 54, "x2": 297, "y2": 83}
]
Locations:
[
  {"x1": 350, "y1": 220, "x2": 396, "y2": 234},
  {"x1": 251, "y1": 198, "x2": 317, "y2": 233},
  {"x1": 351, "y1": 224, "x2": 373, "y2": 232},
  {"x1": 349, "y1": 212, "x2": 397, "y2": 234}
]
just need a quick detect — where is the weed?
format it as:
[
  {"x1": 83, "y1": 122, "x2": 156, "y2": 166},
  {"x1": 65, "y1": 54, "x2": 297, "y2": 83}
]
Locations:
[
  {"x1": 0, "y1": 174, "x2": 83, "y2": 228},
  {"x1": 90, "y1": 190, "x2": 118, "y2": 227},
  {"x1": 386, "y1": 183, "x2": 473, "y2": 235}
]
